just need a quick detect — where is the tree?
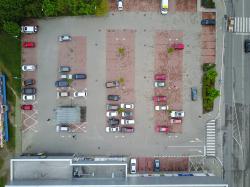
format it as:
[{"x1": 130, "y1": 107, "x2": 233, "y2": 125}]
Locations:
[
  {"x1": 206, "y1": 68, "x2": 217, "y2": 81},
  {"x1": 42, "y1": 0, "x2": 57, "y2": 17},
  {"x1": 3, "y1": 21, "x2": 20, "y2": 37},
  {"x1": 207, "y1": 87, "x2": 220, "y2": 99}
]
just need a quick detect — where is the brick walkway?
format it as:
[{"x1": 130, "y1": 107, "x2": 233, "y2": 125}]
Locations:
[{"x1": 154, "y1": 31, "x2": 184, "y2": 133}]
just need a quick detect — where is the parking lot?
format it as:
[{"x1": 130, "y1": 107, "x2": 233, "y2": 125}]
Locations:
[{"x1": 21, "y1": 1, "x2": 207, "y2": 157}]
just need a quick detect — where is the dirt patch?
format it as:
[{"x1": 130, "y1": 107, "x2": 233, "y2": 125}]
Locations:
[
  {"x1": 154, "y1": 31, "x2": 183, "y2": 133},
  {"x1": 175, "y1": 0, "x2": 197, "y2": 12},
  {"x1": 201, "y1": 12, "x2": 216, "y2": 64},
  {"x1": 110, "y1": 0, "x2": 160, "y2": 12}
]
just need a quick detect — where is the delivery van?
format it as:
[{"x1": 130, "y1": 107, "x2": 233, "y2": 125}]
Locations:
[{"x1": 161, "y1": 0, "x2": 168, "y2": 14}]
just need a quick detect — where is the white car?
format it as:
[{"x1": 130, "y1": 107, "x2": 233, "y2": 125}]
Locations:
[
  {"x1": 105, "y1": 126, "x2": 120, "y2": 133},
  {"x1": 22, "y1": 65, "x2": 36, "y2": 72},
  {"x1": 56, "y1": 125, "x2": 69, "y2": 132},
  {"x1": 154, "y1": 81, "x2": 166, "y2": 88},
  {"x1": 60, "y1": 74, "x2": 72, "y2": 79},
  {"x1": 121, "y1": 119, "x2": 135, "y2": 125},
  {"x1": 21, "y1": 26, "x2": 38, "y2": 33},
  {"x1": 155, "y1": 105, "x2": 169, "y2": 111},
  {"x1": 106, "y1": 111, "x2": 118, "y2": 117},
  {"x1": 170, "y1": 111, "x2": 185, "y2": 118},
  {"x1": 58, "y1": 35, "x2": 72, "y2": 42},
  {"x1": 22, "y1": 95, "x2": 36, "y2": 101},
  {"x1": 73, "y1": 90, "x2": 87, "y2": 97},
  {"x1": 130, "y1": 158, "x2": 137, "y2": 174},
  {"x1": 117, "y1": 0, "x2": 123, "y2": 11},
  {"x1": 120, "y1": 103, "x2": 134, "y2": 109}
]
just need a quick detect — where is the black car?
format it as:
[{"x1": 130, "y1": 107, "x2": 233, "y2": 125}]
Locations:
[
  {"x1": 23, "y1": 79, "x2": 35, "y2": 86},
  {"x1": 121, "y1": 111, "x2": 133, "y2": 118},
  {"x1": 245, "y1": 40, "x2": 250, "y2": 53},
  {"x1": 153, "y1": 159, "x2": 160, "y2": 172},
  {"x1": 72, "y1": 74, "x2": 87, "y2": 80},
  {"x1": 107, "y1": 95, "x2": 120, "y2": 101},
  {"x1": 55, "y1": 80, "x2": 69, "y2": 87},
  {"x1": 201, "y1": 19, "x2": 216, "y2": 25},
  {"x1": 108, "y1": 118, "x2": 119, "y2": 126},
  {"x1": 22, "y1": 87, "x2": 36, "y2": 95}
]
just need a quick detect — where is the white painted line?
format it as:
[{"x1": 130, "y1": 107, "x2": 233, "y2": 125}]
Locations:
[
  {"x1": 243, "y1": 17, "x2": 245, "y2": 32},
  {"x1": 249, "y1": 18, "x2": 250, "y2": 32},
  {"x1": 245, "y1": 17, "x2": 248, "y2": 32},
  {"x1": 234, "y1": 17, "x2": 237, "y2": 32}
]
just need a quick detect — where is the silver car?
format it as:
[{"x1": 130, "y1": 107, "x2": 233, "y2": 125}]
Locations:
[{"x1": 58, "y1": 35, "x2": 72, "y2": 42}]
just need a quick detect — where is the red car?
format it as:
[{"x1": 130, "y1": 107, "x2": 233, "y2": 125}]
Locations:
[
  {"x1": 172, "y1": 43, "x2": 184, "y2": 50},
  {"x1": 155, "y1": 125, "x2": 169, "y2": 133},
  {"x1": 153, "y1": 96, "x2": 167, "y2": 102},
  {"x1": 21, "y1": 104, "x2": 33, "y2": 110},
  {"x1": 154, "y1": 74, "x2": 166, "y2": 81},
  {"x1": 22, "y1": 42, "x2": 35, "y2": 48}
]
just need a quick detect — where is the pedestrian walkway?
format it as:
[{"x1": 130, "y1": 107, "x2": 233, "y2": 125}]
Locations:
[
  {"x1": 232, "y1": 17, "x2": 250, "y2": 33},
  {"x1": 205, "y1": 120, "x2": 216, "y2": 156}
]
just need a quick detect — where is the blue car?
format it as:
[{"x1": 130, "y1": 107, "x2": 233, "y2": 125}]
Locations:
[
  {"x1": 72, "y1": 74, "x2": 87, "y2": 80},
  {"x1": 201, "y1": 19, "x2": 216, "y2": 25},
  {"x1": 191, "y1": 87, "x2": 198, "y2": 101},
  {"x1": 55, "y1": 80, "x2": 69, "y2": 87}
]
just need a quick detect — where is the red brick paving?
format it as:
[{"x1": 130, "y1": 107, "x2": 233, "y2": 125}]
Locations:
[
  {"x1": 154, "y1": 31, "x2": 183, "y2": 133},
  {"x1": 137, "y1": 157, "x2": 189, "y2": 173},
  {"x1": 106, "y1": 30, "x2": 135, "y2": 103},
  {"x1": 58, "y1": 36, "x2": 87, "y2": 91},
  {"x1": 175, "y1": 0, "x2": 197, "y2": 13},
  {"x1": 109, "y1": 0, "x2": 160, "y2": 12},
  {"x1": 201, "y1": 12, "x2": 216, "y2": 64}
]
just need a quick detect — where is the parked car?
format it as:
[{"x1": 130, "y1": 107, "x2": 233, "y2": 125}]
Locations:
[
  {"x1": 56, "y1": 124, "x2": 70, "y2": 132},
  {"x1": 55, "y1": 80, "x2": 69, "y2": 87},
  {"x1": 60, "y1": 74, "x2": 73, "y2": 79},
  {"x1": 130, "y1": 158, "x2": 137, "y2": 174},
  {"x1": 108, "y1": 118, "x2": 120, "y2": 126},
  {"x1": 172, "y1": 43, "x2": 184, "y2": 50},
  {"x1": 59, "y1": 66, "x2": 71, "y2": 73},
  {"x1": 154, "y1": 74, "x2": 166, "y2": 81},
  {"x1": 21, "y1": 26, "x2": 38, "y2": 34},
  {"x1": 107, "y1": 95, "x2": 120, "y2": 101},
  {"x1": 22, "y1": 42, "x2": 35, "y2": 48},
  {"x1": 120, "y1": 103, "x2": 134, "y2": 109},
  {"x1": 22, "y1": 87, "x2": 36, "y2": 95},
  {"x1": 72, "y1": 74, "x2": 87, "y2": 80},
  {"x1": 73, "y1": 90, "x2": 87, "y2": 97},
  {"x1": 106, "y1": 111, "x2": 118, "y2": 117},
  {"x1": 154, "y1": 159, "x2": 160, "y2": 172},
  {"x1": 154, "y1": 81, "x2": 166, "y2": 88},
  {"x1": 191, "y1": 87, "x2": 198, "y2": 101},
  {"x1": 245, "y1": 39, "x2": 250, "y2": 53},
  {"x1": 121, "y1": 119, "x2": 135, "y2": 125},
  {"x1": 22, "y1": 65, "x2": 36, "y2": 72},
  {"x1": 170, "y1": 118, "x2": 182, "y2": 124},
  {"x1": 22, "y1": 95, "x2": 36, "y2": 101},
  {"x1": 23, "y1": 79, "x2": 35, "y2": 86},
  {"x1": 121, "y1": 111, "x2": 133, "y2": 118},
  {"x1": 106, "y1": 104, "x2": 119, "y2": 111},
  {"x1": 117, "y1": 0, "x2": 123, "y2": 11},
  {"x1": 155, "y1": 105, "x2": 169, "y2": 111},
  {"x1": 170, "y1": 111, "x2": 185, "y2": 118},
  {"x1": 58, "y1": 35, "x2": 72, "y2": 42},
  {"x1": 57, "y1": 91, "x2": 70, "y2": 98},
  {"x1": 155, "y1": 125, "x2": 169, "y2": 133},
  {"x1": 153, "y1": 96, "x2": 167, "y2": 102},
  {"x1": 121, "y1": 126, "x2": 134, "y2": 133},
  {"x1": 201, "y1": 19, "x2": 216, "y2": 25},
  {"x1": 21, "y1": 104, "x2": 33, "y2": 110},
  {"x1": 105, "y1": 81, "x2": 120, "y2": 88},
  {"x1": 105, "y1": 126, "x2": 120, "y2": 133}
]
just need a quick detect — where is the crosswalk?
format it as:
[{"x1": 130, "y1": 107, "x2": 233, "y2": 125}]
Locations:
[
  {"x1": 231, "y1": 17, "x2": 250, "y2": 33},
  {"x1": 205, "y1": 120, "x2": 216, "y2": 157}
]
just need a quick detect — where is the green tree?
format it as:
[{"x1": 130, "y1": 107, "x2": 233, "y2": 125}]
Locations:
[
  {"x1": 207, "y1": 87, "x2": 220, "y2": 99},
  {"x1": 96, "y1": 0, "x2": 109, "y2": 16},
  {"x1": 23, "y1": 0, "x2": 43, "y2": 18},
  {"x1": 3, "y1": 21, "x2": 20, "y2": 37},
  {"x1": 206, "y1": 68, "x2": 217, "y2": 81},
  {"x1": 0, "y1": 0, "x2": 25, "y2": 23},
  {"x1": 42, "y1": 0, "x2": 57, "y2": 16}
]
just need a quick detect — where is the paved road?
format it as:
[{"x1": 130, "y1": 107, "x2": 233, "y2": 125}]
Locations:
[{"x1": 224, "y1": 0, "x2": 250, "y2": 186}]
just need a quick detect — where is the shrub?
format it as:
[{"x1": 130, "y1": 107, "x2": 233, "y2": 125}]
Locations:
[
  {"x1": 206, "y1": 68, "x2": 217, "y2": 82},
  {"x1": 96, "y1": 0, "x2": 109, "y2": 16},
  {"x1": 119, "y1": 77, "x2": 125, "y2": 85},
  {"x1": 3, "y1": 21, "x2": 20, "y2": 37},
  {"x1": 203, "y1": 63, "x2": 215, "y2": 72},
  {"x1": 167, "y1": 47, "x2": 174, "y2": 54},
  {"x1": 118, "y1": 47, "x2": 125, "y2": 57},
  {"x1": 42, "y1": 0, "x2": 57, "y2": 16},
  {"x1": 201, "y1": 0, "x2": 215, "y2": 8}
]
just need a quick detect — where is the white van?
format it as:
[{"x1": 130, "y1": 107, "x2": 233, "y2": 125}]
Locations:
[
  {"x1": 56, "y1": 125, "x2": 69, "y2": 132},
  {"x1": 161, "y1": 0, "x2": 168, "y2": 14}
]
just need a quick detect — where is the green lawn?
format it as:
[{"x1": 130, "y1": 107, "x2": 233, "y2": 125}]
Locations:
[{"x1": 0, "y1": 32, "x2": 21, "y2": 101}]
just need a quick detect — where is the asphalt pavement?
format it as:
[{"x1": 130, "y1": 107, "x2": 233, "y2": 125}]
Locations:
[{"x1": 223, "y1": 0, "x2": 250, "y2": 186}]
